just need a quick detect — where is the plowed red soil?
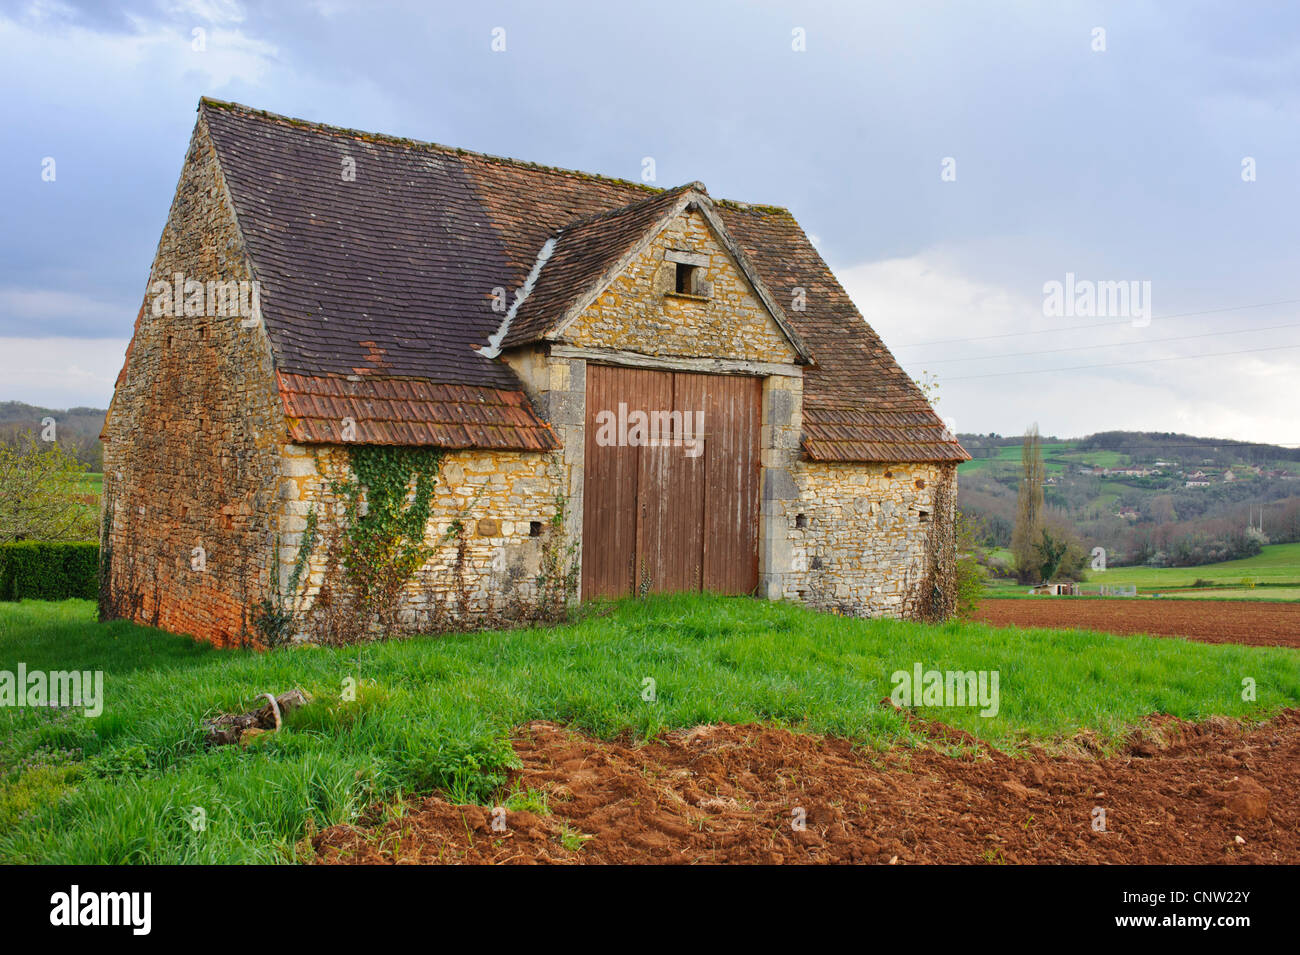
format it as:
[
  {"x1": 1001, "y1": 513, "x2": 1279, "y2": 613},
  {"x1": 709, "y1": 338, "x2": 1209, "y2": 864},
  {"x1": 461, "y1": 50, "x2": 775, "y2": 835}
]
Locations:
[
  {"x1": 975, "y1": 598, "x2": 1300, "y2": 648},
  {"x1": 310, "y1": 710, "x2": 1300, "y2": 864}
]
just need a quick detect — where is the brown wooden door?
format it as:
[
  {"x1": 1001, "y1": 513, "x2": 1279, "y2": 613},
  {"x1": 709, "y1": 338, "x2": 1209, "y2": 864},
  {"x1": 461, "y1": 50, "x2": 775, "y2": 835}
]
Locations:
[{"x1": 582, "y1": 364, "x2": 760, "y2": 598}]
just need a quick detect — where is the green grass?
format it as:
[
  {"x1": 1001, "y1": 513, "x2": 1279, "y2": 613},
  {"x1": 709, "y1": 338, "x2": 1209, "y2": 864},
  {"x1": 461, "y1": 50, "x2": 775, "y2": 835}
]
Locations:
[
  {"x1": 2, "y1": 595, "x2": 1297, "y2": 864},
  {"x1": 985, "y1": 542, "x2": 1300, "y2": 599},
  {"x1": 1093, "y1": 542, "x2": 1300, "y2": 590},
  {"x1": 1151, "y1": 586, "x2": 1300, "y2": 601},
  {"x1": 959, "y1": 442, "x2": 1115, "y2": 476}
]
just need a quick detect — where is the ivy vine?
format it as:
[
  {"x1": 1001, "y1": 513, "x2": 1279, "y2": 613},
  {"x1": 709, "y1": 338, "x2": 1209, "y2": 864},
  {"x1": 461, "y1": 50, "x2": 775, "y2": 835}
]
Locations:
[{"x1": 330, "y1": 445, "x2": 443, "y2": 630}]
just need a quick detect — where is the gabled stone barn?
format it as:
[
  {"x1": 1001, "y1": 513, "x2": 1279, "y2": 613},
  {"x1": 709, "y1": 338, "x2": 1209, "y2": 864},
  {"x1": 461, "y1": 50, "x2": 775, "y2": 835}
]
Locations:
[{"x1": 100, "y1": 99, "x2": 969, "y2": 646}]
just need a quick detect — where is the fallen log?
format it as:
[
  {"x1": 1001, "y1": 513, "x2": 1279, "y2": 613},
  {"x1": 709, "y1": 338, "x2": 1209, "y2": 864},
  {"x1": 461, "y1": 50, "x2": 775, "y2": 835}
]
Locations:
[{"x1": 203, "y1": 688, "x2": 311, "y2": 746}]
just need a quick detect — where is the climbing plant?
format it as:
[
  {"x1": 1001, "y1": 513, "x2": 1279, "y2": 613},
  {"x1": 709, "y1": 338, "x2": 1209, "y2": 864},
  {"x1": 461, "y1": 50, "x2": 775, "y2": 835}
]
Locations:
[
  {"x1": 320, "y1": 445, "x2": 443, "y2": 640},
  {"x1": 903, "y1": 467, "x2": 958, "y2": 623},
  {"x1": 251, "y1": 508, "x2": 317, "y2": 649},
  {"x1": 535, "y1": 492, "x2": 580, "y2": 621}
]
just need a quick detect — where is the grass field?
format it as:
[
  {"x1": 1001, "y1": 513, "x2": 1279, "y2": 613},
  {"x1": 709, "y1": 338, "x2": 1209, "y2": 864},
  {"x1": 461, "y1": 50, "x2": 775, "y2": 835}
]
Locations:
[
  {"x1": 2, "y1": 595, "x2": 1297, "y2": 863},
  {"x1": 985, "y1": 542, "x2": 1300, "y2": 600},
  {"x1": 959, "y1": 443, "x2": 1120, "y2": 477},
  {"x1": 1091, "y1": 542, "x2": 1300, "y2": 589}
]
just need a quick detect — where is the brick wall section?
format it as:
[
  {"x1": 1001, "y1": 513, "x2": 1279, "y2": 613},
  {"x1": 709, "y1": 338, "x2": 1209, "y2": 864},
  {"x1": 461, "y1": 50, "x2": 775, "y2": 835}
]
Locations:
[
  {"x1": 563, "y1": 210, "x2": 798, "y2": 364},
  {"x1": 101, "y1": 117, "x2": 285, "y2": 645}
]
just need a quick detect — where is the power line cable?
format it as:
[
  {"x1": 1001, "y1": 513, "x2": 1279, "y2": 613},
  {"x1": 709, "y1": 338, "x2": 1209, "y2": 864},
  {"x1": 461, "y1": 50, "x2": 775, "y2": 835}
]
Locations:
[
  {"x1": 913, "y1": 320, "x2": 1300, "y2": 365},
  {"x1": 892, "y1": 298, "x2": 1300, "y2": 349},
  {"x1": 944, "y1": 342, "x2": 1300, "y2": 381}
]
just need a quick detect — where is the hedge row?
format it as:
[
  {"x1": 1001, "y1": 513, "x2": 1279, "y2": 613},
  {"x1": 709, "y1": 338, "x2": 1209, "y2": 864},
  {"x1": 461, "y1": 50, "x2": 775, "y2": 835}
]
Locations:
[{"x1": 0, "y1": 542, "x2": 99, "y2": 601}]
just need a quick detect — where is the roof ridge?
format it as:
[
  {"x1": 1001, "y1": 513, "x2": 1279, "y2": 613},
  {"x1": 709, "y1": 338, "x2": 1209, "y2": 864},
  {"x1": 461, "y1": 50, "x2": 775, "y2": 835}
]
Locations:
[
  {"x1": 198, "y1": 96, "x2": 668, "y2": 197},
  {"x1": 555, "y1": 181, "x2": 702, "y2": 234},
  {"x1": 198, "y1": 98, "x2": 796, "y2": 216}
]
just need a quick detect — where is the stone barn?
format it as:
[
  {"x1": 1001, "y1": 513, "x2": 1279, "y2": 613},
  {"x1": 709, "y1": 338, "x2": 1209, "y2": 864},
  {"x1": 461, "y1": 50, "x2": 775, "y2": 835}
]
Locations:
[{"x1": 100, "y1": 99, "x2": 969, "y2": 646}]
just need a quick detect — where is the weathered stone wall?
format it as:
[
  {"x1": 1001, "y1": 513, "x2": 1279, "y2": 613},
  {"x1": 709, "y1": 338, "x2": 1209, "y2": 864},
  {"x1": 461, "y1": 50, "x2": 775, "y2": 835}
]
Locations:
[
  {"x1": 759, "y1": 373, "x2": 804, "y2": 600},
  {"x1": 777, "y1": 461, "x2": 959, "y2": 616},
  {"x1": 100, "y1": 117, "x2": 284, "y2": 646},
  {"x1": 277, "y1": 443, "x2": 569, "y2": 636},
  {"x1": 562, "y1": 208, "x2": 797, "y2": 365},
  {"x1": 107, "y1": 134, "x2": 957, "y2": 643},
  {"x1": 501, "y1": 349, "x2": 585, "y2": 584},
  {"x1": 276, "y1": 435, "x2": 957, "y2": 631}
]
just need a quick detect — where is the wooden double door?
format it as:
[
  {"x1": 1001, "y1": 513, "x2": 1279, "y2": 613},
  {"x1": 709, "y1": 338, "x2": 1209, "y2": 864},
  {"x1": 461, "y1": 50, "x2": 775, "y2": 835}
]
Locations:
[{"x1": 581, "y1": 364, "x2": 761, "y2": 598}]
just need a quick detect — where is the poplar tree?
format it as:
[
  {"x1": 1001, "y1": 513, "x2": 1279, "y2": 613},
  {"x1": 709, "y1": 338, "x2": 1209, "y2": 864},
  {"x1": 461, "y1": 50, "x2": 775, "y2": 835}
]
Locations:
[{"x1": 1012, "y1": 424, "x2": 1045, "y2": 583}]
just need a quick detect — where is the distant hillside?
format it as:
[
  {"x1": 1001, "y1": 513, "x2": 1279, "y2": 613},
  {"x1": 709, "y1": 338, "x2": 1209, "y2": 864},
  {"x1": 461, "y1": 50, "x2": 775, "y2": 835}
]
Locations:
[
  {"x1": 958, "y1": 431, "x2": 1300, "y2": 567},
  {"x1": 0, "y1": 401, "x2": 106, "y2": 469}
]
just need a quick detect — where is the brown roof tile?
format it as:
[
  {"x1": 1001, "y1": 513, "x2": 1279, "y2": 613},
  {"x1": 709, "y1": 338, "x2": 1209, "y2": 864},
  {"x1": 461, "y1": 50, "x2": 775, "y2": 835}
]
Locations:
[
  {"x1": 279, "y1": 373, "x2": 557, "y2": 450},
  {"x1": 199, "y1": 99, "x2": 967, "y2": 463}
]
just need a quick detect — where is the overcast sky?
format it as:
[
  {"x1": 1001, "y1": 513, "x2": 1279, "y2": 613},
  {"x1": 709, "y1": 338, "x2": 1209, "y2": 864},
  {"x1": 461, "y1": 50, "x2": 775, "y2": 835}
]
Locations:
[{"x1": 3, "y1": 0, "x2": 1298, "y2": 444}]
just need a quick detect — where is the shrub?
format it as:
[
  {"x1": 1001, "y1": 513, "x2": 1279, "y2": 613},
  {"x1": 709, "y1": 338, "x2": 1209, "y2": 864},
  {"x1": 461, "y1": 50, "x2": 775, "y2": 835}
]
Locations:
[
  {"x1": 0, "y1": 542, "x2": 99, "y2": 601},
  {"x1": 0, "y1": 433, "x2": 96, "y2": 543}
]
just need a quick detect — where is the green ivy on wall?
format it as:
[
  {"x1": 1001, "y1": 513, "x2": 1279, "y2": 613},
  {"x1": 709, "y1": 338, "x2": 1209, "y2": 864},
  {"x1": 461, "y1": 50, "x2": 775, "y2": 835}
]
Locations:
[{"x1": 331, "y1": 445, "x2": 443, "y2": 629}]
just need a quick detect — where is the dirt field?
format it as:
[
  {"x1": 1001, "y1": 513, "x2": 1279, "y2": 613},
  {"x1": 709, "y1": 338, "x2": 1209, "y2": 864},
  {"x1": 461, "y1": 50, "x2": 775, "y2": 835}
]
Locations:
[
  {"x1": 975, "y1": 598, "x2": 1300, "y2": 648},
  {"x1": 311, "y1": 711, "x2": 1299, "y2": 865}
]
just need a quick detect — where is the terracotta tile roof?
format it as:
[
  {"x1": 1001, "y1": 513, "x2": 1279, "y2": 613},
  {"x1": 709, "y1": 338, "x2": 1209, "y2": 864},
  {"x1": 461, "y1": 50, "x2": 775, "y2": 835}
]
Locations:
[
  {"x1": 715, "y1": 206, "x2": 969, "y2": 463},
  {"x1": 279, "y1": 373, "x2": 557, "y2": 450},
  {"x1": 198, "y1": 99, "x2": 967, "y2": 463}
]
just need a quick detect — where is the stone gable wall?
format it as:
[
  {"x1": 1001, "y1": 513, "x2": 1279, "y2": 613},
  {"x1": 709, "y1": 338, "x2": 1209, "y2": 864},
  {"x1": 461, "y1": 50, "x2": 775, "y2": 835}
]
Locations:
[
  {"x1": 562, "y1": 209, "x2": 797, "y2": 365},
  {"x1": 100, "y1": 118, "x2": 285, "y2": 646}
]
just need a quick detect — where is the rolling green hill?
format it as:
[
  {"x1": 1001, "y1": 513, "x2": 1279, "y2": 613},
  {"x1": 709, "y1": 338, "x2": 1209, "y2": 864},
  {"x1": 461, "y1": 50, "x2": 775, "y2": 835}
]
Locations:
[{"x1": 958, "y1": 431, "x2": 1300, "y2": 570}]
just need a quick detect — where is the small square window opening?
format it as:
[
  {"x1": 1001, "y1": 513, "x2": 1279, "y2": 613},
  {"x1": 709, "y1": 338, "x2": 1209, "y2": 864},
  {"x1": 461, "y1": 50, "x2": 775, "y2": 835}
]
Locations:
[{"x1": 675, "y1": 262, "x2": 697, "y2": 294}]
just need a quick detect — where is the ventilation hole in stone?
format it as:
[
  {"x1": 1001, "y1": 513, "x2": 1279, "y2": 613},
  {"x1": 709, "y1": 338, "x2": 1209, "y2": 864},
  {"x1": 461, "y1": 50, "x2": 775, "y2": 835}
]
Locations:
[
  {"x1": 530, "y1": 521, "x2": 543, "y2": 537},
  {"x1": 810, "y1": 556, "x2": 823, "y2": 570},
  {"x1": 918, "y1": 510, "x2": 930, "y2": 523},
  {"x1": 795, "y1": 513, "x2": 807, "y2": 529},
  {"x1": 675, "y1": 262, "x2": 697, "y2": 294}
]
